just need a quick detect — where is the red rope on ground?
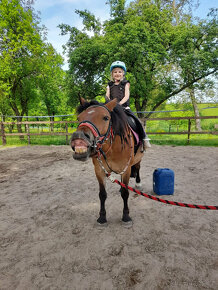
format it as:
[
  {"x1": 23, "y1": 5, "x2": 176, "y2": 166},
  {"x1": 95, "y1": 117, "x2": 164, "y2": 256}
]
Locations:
[{"x1": 114, "y1": 179, "x2": 218, "y2": 210}]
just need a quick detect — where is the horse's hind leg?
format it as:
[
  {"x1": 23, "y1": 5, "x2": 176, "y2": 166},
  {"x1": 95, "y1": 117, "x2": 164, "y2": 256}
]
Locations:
[
  {"x1": 121, "y1": 167, "x2": 132, "y2": 223},
  {"x1": 135, "y1": 162, "x2": 142, "y2": 189}
]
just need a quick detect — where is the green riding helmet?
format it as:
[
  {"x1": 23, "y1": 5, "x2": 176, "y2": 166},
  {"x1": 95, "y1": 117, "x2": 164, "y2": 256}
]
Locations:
[{"x1": 110, "y1": 61, "x2": 127, "y2": 73}]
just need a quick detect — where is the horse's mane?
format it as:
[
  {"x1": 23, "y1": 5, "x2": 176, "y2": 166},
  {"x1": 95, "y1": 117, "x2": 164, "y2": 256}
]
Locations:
[{"x1": 77, "y1": 100, "x2": 129, "y2": 143}]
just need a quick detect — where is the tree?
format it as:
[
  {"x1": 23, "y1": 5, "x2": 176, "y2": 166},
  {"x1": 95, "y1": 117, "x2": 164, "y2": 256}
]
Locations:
[
  {"x1": 0, "y1": 0, "x2": 67, "y2": 132},
  {"x1": 0, "y1": 89, "x2": 13, "y2": 120},
  {"x1": 107, "y1": 0, "x2": 126, "y2": 19},
  {"x1": 153, "y1": 0, "x2": 199, "y2": 24},
  {"x1": 37, "y1": 44, "x2": 65, "y2": 128},
  {"x1": 0, "y1": 0, "x2": 44, "y2": 130},
  {"x1": 61, "y1": 0, "x2": 217, "y2": 115},
  {"x1": 59, "y1": 8, "x2": 106, "y2": 107},
  {"x1": 169, "y1": 9, "x2": 218, "y2": 129}
]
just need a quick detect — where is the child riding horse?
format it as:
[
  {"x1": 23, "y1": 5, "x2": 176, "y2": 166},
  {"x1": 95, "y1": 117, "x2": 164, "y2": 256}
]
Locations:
[{"x1": 71, "y1": 97, "x2": 144, "y2": 225}]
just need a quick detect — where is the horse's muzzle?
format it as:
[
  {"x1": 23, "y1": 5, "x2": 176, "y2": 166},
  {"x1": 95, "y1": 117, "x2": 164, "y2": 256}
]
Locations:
[{"x1": 71, "y1": 130, "x2": 94, "y2": 161}]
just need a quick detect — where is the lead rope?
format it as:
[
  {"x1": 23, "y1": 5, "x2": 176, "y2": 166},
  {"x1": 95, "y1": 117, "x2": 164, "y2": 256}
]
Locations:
[{"x1": 111, "y1": 179, "x2": 218, "y2": 210}]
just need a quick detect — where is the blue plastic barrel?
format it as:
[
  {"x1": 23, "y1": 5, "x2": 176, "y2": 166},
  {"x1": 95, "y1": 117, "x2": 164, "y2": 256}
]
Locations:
[{"x1": 153, "y1": 168, "x2": 174, "y2": 195}]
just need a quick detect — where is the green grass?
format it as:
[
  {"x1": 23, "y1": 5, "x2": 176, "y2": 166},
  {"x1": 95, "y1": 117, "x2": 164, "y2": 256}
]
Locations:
[
  {"x1": 198, "y1": 105, "x2": 218, "y2": 131},
  {"x1": 0, "y1": 126, "x2": 75, "y2": 146},
  {"x1": 1, "y1": 131, "x2": 217, "y2": 147},
  {"x1": 1, "y1": 134, "x2": 217, "y2": 147},
  {"x1": 148, "y1": 134, "x2": 218, "y2": 146},
  {"x1": 0, "y1": 135, "x2": 69, "y2": 146}
]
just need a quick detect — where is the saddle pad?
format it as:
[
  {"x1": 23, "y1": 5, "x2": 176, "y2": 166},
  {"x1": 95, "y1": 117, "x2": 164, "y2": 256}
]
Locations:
[{"x1": 129, "y1": 126, "x2": 139, "y2": 146}]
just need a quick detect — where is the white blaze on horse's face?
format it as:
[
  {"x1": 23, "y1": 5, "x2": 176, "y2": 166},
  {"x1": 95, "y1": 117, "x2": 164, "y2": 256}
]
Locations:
[{"x1": 87, "y1": 110, "x2": 95, "y2": 114}]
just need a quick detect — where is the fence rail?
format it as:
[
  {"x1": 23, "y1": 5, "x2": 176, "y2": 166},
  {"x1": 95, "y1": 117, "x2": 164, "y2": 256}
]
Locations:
[
  {"x1": 144, "y1": 115, "x2": 218, "y2": 144},
  {"x1": 0, "y1": 116, "x2": 217, "y2": 146}
]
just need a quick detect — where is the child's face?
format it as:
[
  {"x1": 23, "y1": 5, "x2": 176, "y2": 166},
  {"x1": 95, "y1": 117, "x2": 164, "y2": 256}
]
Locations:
[{"x1": 112, "y1": 68, "x2": 124, "y2": 82}]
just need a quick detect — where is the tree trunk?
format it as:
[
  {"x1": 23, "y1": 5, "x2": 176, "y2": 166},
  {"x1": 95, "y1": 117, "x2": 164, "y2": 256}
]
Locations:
[
  {"x1": 10, "y1": 103, "x2": 24, "y2": 140},
  {"x1": 134, "y1": 95, "x2": 147, "y2": 118},
  {"x1": 16, "y1": 116, "x2": 24, "y2": 140},
  {"x1": 172, "y1": 0, "x2": 179, "y2": 25},
  {"x1": 134, "y1": 99, "x2": 142, "y2": 118},
  {"x1": 50, "y1": 116, "x2": 54, "y2": 132},
  {"x1": 189, "y1": 87, "x2": 202, "y2": 131},
  {"x1": 9, "y1": 86, "x2": 25, "y2": 140}
]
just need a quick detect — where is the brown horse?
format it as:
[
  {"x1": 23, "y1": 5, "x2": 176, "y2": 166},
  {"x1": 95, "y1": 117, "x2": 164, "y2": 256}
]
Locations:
[{"x1": 71, "y1": 97, "x2": 144, "y2": 225}]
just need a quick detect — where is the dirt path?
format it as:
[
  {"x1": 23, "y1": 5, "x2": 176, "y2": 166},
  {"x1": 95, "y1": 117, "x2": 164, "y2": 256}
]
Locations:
[{"x1": 0, "y1": 145, "x2": 218, "y2": 290}]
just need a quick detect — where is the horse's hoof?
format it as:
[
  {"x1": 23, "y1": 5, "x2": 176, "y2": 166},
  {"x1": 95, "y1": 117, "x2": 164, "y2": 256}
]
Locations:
[
  {"x1": 122, "y1": 220, "x2": 133, "y2": 228},
  {"x1": 97, "y1": 216, "x2": 108, "y2": 226},
  {"x1": 135, "y1": 182, "x2": 142, "y2": 190},
  {"x1": 122, "y1": 215, "x2": 133, "y2": 228},
  {"x1": 96, "y1": 221, "x2": 108, "y2": 228}
]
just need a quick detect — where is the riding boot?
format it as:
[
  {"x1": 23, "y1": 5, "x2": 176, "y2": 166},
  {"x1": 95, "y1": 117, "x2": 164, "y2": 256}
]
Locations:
[
  {"x1": 140, "y1": 138, "x2": 151, "y2": 152},
  {"x1": 144, "y1": 138, "x2": 151, "y2": 148}
]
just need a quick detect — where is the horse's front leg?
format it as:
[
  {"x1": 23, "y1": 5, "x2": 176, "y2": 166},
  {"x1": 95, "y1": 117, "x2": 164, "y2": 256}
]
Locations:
[
  {"x1": 97, "y1": 182, "x2": 107, "y2": 224},
  {"x1": 93, "y1": 159, "x2": 107, "y2": 224},
  {"x1": 121, "y1": 167, "x2": 132, "y2": 223}
]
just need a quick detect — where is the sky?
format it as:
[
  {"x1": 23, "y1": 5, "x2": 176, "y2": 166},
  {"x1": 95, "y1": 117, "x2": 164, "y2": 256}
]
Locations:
[{"x1": 33, "y1": 0, "x2": 218, "y2": 70}]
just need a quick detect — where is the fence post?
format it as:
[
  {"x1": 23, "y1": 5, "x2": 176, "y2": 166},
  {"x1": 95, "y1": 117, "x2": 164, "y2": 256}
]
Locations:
[
  {"x1": 26, "y1": 124, "x2": 31, "y2": 145},
  {"x1": 143, "y1": 119, "x2": 146, "y2": 130},
  {"x1": 1, "y1": 120, "x2": 6, "y2": 146},
  {"x1": 66, "y1": 123, "x2": 69, "y2": 145},
  {"x1": 187, "y1": 119, "x2": 191, "y2": 144}
]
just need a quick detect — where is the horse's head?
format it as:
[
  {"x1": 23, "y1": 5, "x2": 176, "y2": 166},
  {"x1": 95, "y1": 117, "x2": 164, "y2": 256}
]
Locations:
[{"x1": 71, "y1": 97, "x2": 117, "y2": 161}]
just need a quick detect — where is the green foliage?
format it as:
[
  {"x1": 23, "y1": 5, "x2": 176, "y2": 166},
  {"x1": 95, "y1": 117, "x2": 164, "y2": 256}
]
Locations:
[
  {"x1": 0, "y1": 0, "x2": 42, "y2": 117},
  {"x1": 0, "y1": 0, "x2": 217, "y2": 122},
  {"x1": 61, "y1": 0, "x2": 217, "y2": 113},
  {"x1": 75, "y1": 9, "x2": 101, "y2": 34},
  {"x1": 0, "y1": 0, "x2": 67, "y2": 120},
  {"x1": 36, "y1": 44, "x2": 65, "y2": 116},
  {"x1": 146, "y1": 103, "x2": 218, "y2": 132},
  {"x1": 107, "y1": 0, "x2": 126, "y2": 20}
]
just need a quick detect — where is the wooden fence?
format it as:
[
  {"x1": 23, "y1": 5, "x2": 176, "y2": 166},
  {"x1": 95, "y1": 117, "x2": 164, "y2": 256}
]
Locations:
[
  {"x1": 141, "y1": 115, "x2": 218, "y2": 144},
  {"x1": 0, "y1": 116, "x2": 218, "y2": 146},
  {"x1": 0, "y1": 121, "x2": 77, "y2": 146}
]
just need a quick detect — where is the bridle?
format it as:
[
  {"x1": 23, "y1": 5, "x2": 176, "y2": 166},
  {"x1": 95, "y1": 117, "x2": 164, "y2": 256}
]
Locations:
[
  {"x1": 76, "y1": 104, "x2": 133, "y2": 176},
  {"x1": 78, "y1": 120, "x2": 113, "y2": 153},
  {"x1": 77, "y1": 105, "x2": 114, "y2": 154}
]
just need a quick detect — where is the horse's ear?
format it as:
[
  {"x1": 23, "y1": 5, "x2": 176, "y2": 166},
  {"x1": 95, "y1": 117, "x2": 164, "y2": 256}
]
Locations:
[
  {"x1": 79, "y1": 96, "x2": 86, "y2": 105},
  {"x1": 105, "y1": 99, "x2": 117, "y2": 112}
]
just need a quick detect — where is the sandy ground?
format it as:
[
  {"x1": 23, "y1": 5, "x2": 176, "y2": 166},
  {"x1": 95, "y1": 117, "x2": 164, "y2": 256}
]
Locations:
[{"x1": 0, "y1": 145, "x2": 218, "y2": 290}]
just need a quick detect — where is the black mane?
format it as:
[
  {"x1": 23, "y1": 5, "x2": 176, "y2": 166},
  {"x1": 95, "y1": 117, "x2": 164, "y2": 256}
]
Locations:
[{"x1": 77, "y1": 100, "x2": 129, "y2": 143}]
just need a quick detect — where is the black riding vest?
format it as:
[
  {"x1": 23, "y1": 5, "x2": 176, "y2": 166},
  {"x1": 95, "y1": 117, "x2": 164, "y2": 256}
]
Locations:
[{"x1": 108, "y1": 79, "x2": 130, "y2": 108}]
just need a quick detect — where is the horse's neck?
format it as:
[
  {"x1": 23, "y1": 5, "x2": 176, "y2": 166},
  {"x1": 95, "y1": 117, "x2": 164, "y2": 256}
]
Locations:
[{"x1": 102, "y1": 130, "x2": 132, "y2": 153}]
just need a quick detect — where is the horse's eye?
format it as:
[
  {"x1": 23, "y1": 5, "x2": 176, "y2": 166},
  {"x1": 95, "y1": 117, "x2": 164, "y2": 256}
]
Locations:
[{"x1": 103, "y1": 116, "x2": 109, "y2": 121}]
